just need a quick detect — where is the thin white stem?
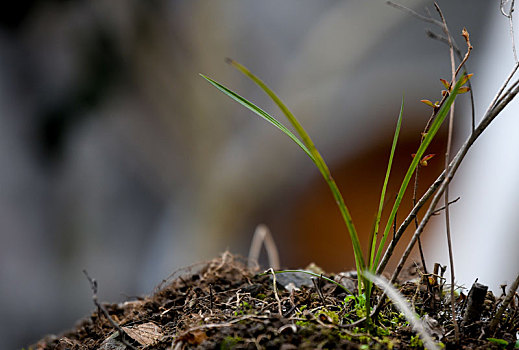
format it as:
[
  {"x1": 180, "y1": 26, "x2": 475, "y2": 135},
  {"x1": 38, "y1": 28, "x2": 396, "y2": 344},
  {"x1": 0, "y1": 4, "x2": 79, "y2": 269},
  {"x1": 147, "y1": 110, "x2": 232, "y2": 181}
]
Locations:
[{"x1": 364, "y1": 272, "x2": 440, "y2": 350}]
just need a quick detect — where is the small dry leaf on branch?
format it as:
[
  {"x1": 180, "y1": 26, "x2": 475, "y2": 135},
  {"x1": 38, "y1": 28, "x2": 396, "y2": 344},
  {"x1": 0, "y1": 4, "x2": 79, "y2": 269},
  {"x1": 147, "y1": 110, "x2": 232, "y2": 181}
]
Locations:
[{"x1": 462, "y1": 27, "x2": 472, "y2": 50}]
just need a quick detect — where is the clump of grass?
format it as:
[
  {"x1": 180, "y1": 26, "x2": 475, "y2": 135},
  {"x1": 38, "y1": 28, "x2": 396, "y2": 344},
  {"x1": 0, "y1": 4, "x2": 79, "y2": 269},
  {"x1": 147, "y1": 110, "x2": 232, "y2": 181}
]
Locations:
[{"x1": 200, "y1": 61, "x2": 469, "y2": 327}]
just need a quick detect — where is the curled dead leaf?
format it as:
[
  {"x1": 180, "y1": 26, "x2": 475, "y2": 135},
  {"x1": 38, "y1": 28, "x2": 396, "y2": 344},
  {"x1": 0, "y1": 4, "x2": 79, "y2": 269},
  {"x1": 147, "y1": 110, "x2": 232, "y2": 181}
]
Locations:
[{"x1": 121, "y1": 322, "x2": 163, "y2": 346}]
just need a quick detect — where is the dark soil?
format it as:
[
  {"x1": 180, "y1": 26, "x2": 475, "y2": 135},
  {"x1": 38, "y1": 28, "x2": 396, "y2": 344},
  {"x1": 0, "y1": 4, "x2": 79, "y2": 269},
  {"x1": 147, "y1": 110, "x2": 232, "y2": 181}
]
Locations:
[{"x1": 33, "y1": 253, "x2": 518, "y2": 349}]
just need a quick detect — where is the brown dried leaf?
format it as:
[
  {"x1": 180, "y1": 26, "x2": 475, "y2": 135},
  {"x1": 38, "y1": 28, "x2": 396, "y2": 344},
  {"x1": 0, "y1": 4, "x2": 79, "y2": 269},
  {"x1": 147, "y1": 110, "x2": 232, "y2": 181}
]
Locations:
[
  {"x1": 176, "y1": 329, "x2": 208, "y2": 345},
  {"x1": 121, "y1": 322, "x2": 163, "y2": 346}
]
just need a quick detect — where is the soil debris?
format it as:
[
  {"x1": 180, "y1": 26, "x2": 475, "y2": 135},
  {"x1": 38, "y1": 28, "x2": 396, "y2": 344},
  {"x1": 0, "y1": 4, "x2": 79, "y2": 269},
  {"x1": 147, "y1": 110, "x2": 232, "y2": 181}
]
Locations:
[{"x1": 33, "y1": 253, "x2": 519, "y2": 349}]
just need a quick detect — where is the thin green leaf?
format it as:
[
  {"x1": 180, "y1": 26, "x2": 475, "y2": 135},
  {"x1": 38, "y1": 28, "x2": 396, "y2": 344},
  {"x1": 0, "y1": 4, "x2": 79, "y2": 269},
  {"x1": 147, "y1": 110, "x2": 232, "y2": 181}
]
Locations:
[
  {"x1": 225, "y1": 61, "x2": 366, "y2": 278},
  {"x1": 369, "y1": 98, "x2": 403, "y2": 271},
  {"x1": 200, "y1": 74, "x2": 315, "y2": 161},
  {"x1": 226, "y1": 59, "x2": 315, "y2": 151},
  {"x1": 373, "y1": 75, "x2": 467, "y2": 270}
]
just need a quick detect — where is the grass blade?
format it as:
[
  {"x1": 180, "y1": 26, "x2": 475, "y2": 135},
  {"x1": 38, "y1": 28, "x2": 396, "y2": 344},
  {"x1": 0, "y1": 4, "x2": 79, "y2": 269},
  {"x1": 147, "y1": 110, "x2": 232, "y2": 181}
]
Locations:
[
  {"x1": 369, "y1": 98, "x2": 403, "y2": 271},
  {"x1": 200, "y1": 74, "x2": 315, "y2": 161},
  {"x1": 226, "y1": 59, "x2": 315, "y2": 151},
  {"x1": 221, "y1": 61, "x2": 373, "y2": 321},
  {"x1": 373, "y1": 75, "x2": 467, "y2": 270},
  {"x1": 213, "y1": 62, "x2": 366, "y2": 277}
]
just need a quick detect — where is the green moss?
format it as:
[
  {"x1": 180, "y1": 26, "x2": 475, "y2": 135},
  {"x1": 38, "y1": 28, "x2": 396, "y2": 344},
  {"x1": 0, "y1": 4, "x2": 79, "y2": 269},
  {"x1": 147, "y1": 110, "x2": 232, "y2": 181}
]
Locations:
[
  {"x1": 234, "y1": 301, "x2": 253, "y2": 316},
  {"x1": 220, "y1": 336, "x2": 243, "y2": 350},
  {"x1": 409, "y1": 335, "x2": 423, "y2": 348},
  {"x1": 317, "y1": 308, "x2": 341, "y2": 325},
  {"x1": 487, "y1": 338, "x2": 509, "y2": 348}
]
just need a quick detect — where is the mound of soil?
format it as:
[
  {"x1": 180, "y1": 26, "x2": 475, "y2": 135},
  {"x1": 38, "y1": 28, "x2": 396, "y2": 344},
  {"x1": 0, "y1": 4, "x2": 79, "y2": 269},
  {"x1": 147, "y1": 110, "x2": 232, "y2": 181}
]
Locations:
[{"x1": 33, "y1": 253, "x2": 518, "y2": 349}]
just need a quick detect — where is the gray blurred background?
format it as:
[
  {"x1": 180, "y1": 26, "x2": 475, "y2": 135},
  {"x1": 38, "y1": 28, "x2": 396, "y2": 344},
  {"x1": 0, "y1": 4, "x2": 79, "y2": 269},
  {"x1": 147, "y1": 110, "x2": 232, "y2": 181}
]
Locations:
[{"x1": 2, "y1": 0, "x2": 514, "y2": 347}]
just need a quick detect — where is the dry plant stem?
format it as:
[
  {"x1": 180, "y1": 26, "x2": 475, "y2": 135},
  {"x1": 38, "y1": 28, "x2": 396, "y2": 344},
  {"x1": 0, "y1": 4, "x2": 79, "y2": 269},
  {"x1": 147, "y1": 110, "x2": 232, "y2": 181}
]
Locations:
[
  {"x1": 489, "y1": 272, "x2": 519, "y2": 334},
  {"x1": 432, "y1": 197, "x2": 460, "y2": 215},
  {"x1": 83, "y1": 270, "x2": 138, "y2": 350},
  {"x1": 412, "y1": 165, "x2": 428, "y2": 274},
  {"x1": 386, "y1": 1, "x2": 443, "y2": 27},
  {"x1": 435, "y1": 2, "x2": 460, "y2": 341},
  {"x1": 267, "y1": 268, "x2": 283, "y2": 317},
  {"x1": 489, "y1": 1, "x2": 519, "y2": 112},
  {"x1": 453, "y1": 29, "x2": 473, "y2": 78},
  {"x1": 501, "y1": 0, "x2": 518, "y2": 62},
  {"x1": 411, "y1": 167, "x2": 434, "y2": 298},
  {"x1": 490, "y1": 63, "x2": 519, "y2": 113},
  {"x1": 248, "y1": 224, "x2": 280, "y2": 270},
  {"x1": 174, "y1": 314, "x2": 270, "y2": 344},
  {"x1": 426, "y1": 30, "x2": 476, "y2": 132},
  {"x1": 389, "y1": 1, "x2": 476, "y2": 132}
]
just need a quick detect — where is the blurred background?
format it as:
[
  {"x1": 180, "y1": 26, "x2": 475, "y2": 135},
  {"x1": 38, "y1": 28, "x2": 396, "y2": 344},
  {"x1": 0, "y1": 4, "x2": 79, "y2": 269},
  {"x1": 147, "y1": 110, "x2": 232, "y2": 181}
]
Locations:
[{"x1": 2, "y1": 0, "x2": 517, "y2": 347}]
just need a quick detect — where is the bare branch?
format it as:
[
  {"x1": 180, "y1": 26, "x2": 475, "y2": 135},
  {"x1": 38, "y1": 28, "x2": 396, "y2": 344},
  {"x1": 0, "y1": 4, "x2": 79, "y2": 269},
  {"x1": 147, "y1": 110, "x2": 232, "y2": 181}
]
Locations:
[
  {"x1": 83, "y1": 270, "x2": 138, "y2": 350},
  {"x1": 432, "y1": 197, "x2": 460, "y2": 215},
  {"x1": 489, "y1": 272, "x2": 519, "y2": 334},
  {"x1": 434, "y1": 2, "x2": 460, "y2": 341},
  {"x1": 266, "y1": 268, "x2": 283, "y2": 317},
  {"x1": 248, "y1": 224, "x2": 280, "y2": 270},
  {"x1": 501, "y1": 0, "x2": 518, "y2": 62},
  {"x1": 386, "y1": 1, "x2": 443, "y2": 27}
]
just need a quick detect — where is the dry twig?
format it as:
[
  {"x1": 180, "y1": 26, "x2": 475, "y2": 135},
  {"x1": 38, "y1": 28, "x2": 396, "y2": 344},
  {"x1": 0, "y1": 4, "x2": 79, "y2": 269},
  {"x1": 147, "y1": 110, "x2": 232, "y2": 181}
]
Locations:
[
  {"x1": 248, "y1": 224, "x2": 280, "y2": 270},
  {"x1": 83, "y1": 270, "x2": 138, "y2": 350},
  {"x1": 501, "y1": 0, "x2": 518, "y2": 62},
  {"x1": 434, "y1": 2, "x2": 460, "y2": 341},
  {"x1": 267, "y1": 268, "x2": 283, "y2": 316},
  {"x1": 489, "y1": 272, "x2": 519, "y2": 334}
]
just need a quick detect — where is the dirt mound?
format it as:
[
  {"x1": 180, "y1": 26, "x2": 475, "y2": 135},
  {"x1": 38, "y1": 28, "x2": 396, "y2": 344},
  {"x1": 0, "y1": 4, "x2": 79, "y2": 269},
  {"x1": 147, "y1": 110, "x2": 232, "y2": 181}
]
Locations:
[{"x1": 33, "y1": 253, "x2": 518, "y2": 349}]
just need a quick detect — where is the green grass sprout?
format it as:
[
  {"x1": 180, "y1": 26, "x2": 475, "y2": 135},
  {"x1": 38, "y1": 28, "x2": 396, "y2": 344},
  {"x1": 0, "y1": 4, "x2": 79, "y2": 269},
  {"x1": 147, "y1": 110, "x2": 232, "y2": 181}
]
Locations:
[
  {"x1": 205, "y1": 59, "x2": 365, "y2": 283},
  {"x1": 199, "y1": 74, "x2": 314, "y2": 161},
  {"x1": 201, "y1": 60, "x2": 468, "y2": 327},
  {"x1": 369, "y1": 98, "x2": 403, "y2": 272},
  {"x1": 200, "y1": 71, "x2": 365, "y2": 286}
]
